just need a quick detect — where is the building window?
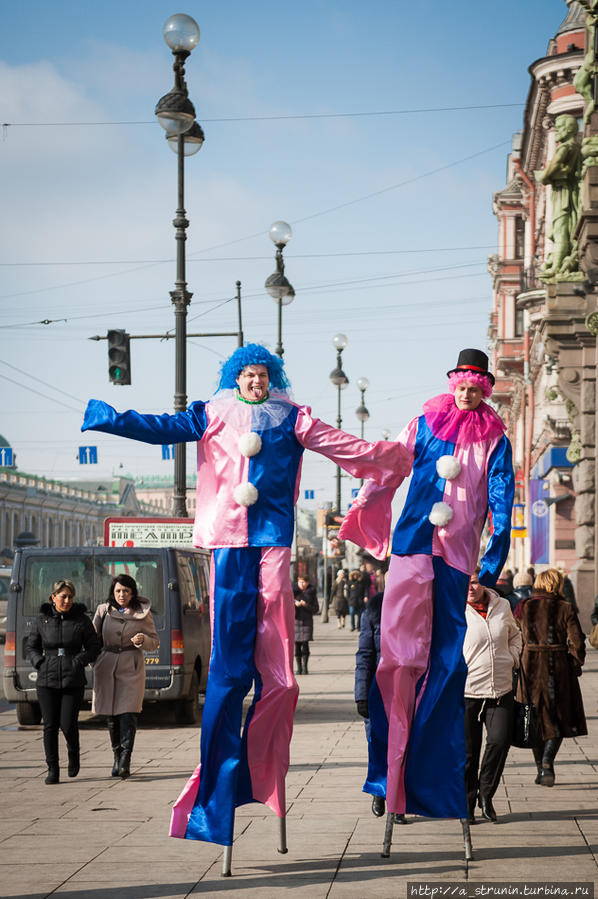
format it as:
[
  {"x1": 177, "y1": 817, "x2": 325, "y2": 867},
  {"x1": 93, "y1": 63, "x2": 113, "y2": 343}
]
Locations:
[
  {"x1": 515, "y1": 305, "x2": 525, "y2": 337},
  {"x1": 515, "y1": 217, "x2": 525, "y2": 260}
]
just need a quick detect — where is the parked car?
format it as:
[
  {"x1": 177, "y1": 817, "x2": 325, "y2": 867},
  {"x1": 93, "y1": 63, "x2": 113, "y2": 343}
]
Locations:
[
  {"x1": 3, "y1": 546, "x2": 211, "y2": 726},
  {"x1": 0, "y1": 566, "x2": 11, "y2": 642}
]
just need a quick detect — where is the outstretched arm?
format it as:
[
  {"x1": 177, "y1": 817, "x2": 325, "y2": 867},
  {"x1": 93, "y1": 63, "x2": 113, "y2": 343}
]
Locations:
[
  {"x1": 81, "y1": 399, "x2": 208, "y2": 445},
  {"x1": 294, "y1": 407, "x2": 412, "y2": 488},
  {"x1": 478, "y1": 435, "x2": 515, "y2": 587}
]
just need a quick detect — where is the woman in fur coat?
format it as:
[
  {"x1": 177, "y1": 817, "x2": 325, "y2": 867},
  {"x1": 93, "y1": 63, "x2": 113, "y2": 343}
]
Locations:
[
  {"x1": 92, "y1": 574, "x2": 159, "y2": 779},
  {"x1": 517, "y1": 568, "x2": 586, "y2": 787}
]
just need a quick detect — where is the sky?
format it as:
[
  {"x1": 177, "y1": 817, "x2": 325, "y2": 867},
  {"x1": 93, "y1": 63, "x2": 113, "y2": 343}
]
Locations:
[{"x1": 0, "y1": 0, "x2": 572, "y2": 515}]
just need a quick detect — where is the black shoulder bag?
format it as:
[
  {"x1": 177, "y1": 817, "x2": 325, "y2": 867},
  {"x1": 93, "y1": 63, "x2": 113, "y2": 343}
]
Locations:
[{"x1": 511, "y1": 659, "x2": 541, "y2": 749}]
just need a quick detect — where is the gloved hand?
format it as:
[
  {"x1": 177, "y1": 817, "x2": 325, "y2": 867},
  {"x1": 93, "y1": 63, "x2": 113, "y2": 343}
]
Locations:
[{"x1": 356, "y1": 699, "x2": 369, "y2": 719}]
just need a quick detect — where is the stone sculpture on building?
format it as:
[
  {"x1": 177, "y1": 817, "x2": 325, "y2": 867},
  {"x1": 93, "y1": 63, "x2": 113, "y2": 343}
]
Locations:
[{"x1": 535, "y1": 114, "x2": 583, "y2": 281}]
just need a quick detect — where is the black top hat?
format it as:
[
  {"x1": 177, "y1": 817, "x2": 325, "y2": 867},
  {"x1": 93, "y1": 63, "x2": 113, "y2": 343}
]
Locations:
[{"x1": 447, "y1": 348, "x2": 495, "y2": 386}]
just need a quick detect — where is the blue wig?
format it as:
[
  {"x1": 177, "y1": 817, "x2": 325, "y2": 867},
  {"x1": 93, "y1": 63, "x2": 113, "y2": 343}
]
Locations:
[{"x1": 217, "y1": 343, "x2": 291, "y2": 391}]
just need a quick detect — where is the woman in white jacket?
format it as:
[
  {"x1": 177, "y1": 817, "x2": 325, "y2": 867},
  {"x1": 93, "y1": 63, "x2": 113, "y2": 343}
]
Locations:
[{"x1": 464, "y1": 568, "x2": 521, "y2": 823}]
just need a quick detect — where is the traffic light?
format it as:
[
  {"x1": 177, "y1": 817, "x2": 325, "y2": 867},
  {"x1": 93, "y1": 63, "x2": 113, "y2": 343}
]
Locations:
[{"x1": 107, "y1": 329, "x2": 131, "y2": 385}]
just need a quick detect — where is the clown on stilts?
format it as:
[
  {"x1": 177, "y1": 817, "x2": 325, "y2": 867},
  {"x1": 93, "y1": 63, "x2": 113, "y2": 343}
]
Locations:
[
  {"x1": 339, "y1": 348, "x2": 515, "y2": 820},
  {"x1": 82, "y1": 343, "x2": 412, "y2": 847}
]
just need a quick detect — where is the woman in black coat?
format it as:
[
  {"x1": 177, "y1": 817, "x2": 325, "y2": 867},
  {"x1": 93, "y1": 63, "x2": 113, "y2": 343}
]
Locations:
[
  {"x1": 348, "y1": 569, "x2": 367, "y2": 632},
  {"x1": 293, "y1": 576, "x2": 319, "y2": 675},
  {"x1": 26, "y1": 579, "x2": 101, "y2": 784}
]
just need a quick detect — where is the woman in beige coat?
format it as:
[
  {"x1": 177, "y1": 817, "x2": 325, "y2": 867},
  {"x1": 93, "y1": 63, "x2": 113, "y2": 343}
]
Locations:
[{"x1": 92, "y1": 574, "x2": 159, "y2": 778}]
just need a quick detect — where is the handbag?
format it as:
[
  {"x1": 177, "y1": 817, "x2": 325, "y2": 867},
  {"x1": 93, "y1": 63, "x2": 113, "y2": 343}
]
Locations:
[
  {"x1": 511, "y1": 661, "x2": 541, "y2": 749},
  {"x1": 589, "y1": 622, "x2": 598, "y2": 650}
]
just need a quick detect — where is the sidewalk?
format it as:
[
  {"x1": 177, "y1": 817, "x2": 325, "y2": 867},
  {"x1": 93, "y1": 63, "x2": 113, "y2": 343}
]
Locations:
[{"x1": 1, "y1": 621, "x2": 597, "y2": 898}]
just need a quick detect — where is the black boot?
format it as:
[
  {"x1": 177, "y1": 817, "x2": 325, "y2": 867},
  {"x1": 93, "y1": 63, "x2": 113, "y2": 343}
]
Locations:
[
  {"x1": 118, "y1": 713, "x2": 137, "y2": 779},
  {"x1": 107, "y1": 716, "x2": 121, "y2": 777},
  {"x1": 540, "y1": 737, "x2": 563, "y2": 787},
  {"x1": 43, "y1": 728, "x2": 59, "y2": 784},
  {"x1": 295, "y1": 653, "x2": 303, "y2": 675},
  {"x1": 302, "y1": 648, "x2": 309, "y2": 675},
  {"x1": 532, "y1": 743, "x2": 544, "y2": 785},
  {"x1": 478, "y1": 794, "x2": 497, "y2": 822},
  {"x1": 67, "y1": 749, "x2": 80, "y2": 778}
]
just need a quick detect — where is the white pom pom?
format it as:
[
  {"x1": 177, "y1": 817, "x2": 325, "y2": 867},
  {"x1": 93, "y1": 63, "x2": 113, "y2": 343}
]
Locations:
[
  {"x1": 233, "y1": 482, "x2": 259, "y2": 506},
  {"x1": 429, "y1": 501, "x2": 453, "y2": 527},
  {"x1": 436, "y1": 455, "x2": 461, "y2": 480},
  {"x1": 238, "y1": 432, "x2": 262, "y2": 457}
]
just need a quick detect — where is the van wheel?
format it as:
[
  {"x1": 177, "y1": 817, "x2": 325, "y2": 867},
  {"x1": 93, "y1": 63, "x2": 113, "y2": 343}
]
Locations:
[
  {"x1": 16, "y1": 702, "x2": 42, "y2": 725},
  {"x1": 175, "y1": 670, "x2": 201, "y2": 725}
]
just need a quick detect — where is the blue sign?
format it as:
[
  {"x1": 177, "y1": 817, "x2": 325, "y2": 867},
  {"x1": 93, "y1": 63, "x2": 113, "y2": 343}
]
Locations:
[
  {"x1": 351, "y1": 488, "x2": 360, "y2": 498},
  {"x1": 162, "y1": 445, "x2": 175, "y2": 460},
  {"x1": 529, "y1": 478, "x2": 549, "y2": 564},
  {"x1": 304, "y1": 489, "x2": 315, "y2": 499},
  {"x1": 0, "y1": 447, "x2": 13, "y2": 466},
  {"x1": 78, "y1": 446, "x2": 98, "y2": 464}
]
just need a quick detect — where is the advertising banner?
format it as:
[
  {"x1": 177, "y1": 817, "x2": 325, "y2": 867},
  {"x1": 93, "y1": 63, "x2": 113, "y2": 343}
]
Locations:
[{"x1": 529, "y1": 479, "x2": 549, "y2": 565}]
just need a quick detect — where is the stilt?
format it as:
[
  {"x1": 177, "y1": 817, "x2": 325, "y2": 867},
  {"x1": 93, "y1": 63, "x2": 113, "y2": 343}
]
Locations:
[
  {"x1": 381, "y1": 811, "x2": 394, "y2": 858},
  {"x1": 460, "y1": 818, "x2": 473, "y2": 861},
  {"x1": 278, "y1": 814, "x2": 288, "y2": 854},
  {"x1": 221, "y1": 844, "x2": 232, "y2": 877},
  {"x1": 381, "y1": 812, "x2": 474, "y2": 862}
]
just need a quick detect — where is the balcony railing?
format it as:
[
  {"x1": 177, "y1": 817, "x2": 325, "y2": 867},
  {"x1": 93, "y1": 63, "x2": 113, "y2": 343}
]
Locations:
[{"x1": 519, "y1": 267, "x2": 538, "y2": 292}]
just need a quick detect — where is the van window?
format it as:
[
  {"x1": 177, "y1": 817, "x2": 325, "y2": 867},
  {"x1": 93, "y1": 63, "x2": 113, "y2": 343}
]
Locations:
[
  {"x1": 176, "y1": 552, "x2": 208, "y2": 612},
  {"x1": 23, "y1": 555, "x2": 165, "y2": 617}
]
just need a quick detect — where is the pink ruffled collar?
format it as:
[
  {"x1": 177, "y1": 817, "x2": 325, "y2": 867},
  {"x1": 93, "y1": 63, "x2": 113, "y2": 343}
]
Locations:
[{"x1": 422, "y1": 393, "x2": 506, "y2": 444}]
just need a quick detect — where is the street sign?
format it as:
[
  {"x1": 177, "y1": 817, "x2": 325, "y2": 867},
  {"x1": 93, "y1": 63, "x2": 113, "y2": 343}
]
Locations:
[
  {"x1": 104, "y1": 516, "x2": 194, "y2": 547},
  {"x1": 161, "y1": 445, "x2": 175, "y2": 460},
  {"x1": 78, "y1": 446, "x2": 98, "y2": 464},
  {"x1": 304, "y1": 489, "x2": 315, "y2": 499},
  {"x1": 0, "y1": 447, "x2": 13, "y2": 466},
  {"x1": 351, "y1": 488, "x2": 360, "y2": 498}
]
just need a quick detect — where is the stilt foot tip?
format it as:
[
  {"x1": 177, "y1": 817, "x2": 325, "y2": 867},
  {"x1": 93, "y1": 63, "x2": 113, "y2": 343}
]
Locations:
[
  {"x1": 277, "y1": 847, "x2": 288, "y2": 854},
  {"x1": 221, "y1": 870, "x2": 232, "y2": 877}
]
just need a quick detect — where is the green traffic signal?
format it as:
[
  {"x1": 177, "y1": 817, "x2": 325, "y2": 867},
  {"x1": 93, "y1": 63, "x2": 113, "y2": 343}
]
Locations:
[{"x1": 107, "y1": 330, "x2": 131, "y2": 385}]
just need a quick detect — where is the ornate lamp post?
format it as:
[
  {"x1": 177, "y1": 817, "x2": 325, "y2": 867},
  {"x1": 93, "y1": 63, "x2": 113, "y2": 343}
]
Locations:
[
  {"x1": 355, "y1": 377, "x2": 370, "y2": 439},
  {"x1": 265, "y1": 221, "x2": 295, "y2": 358},
  {"x1": 355, "y1": 377, "x2": 370, "y2": 486},
  {"x1": 329, "y1": 333, "x2": 349, "y2": 512},
  {"x1": 155, "y1": 14, "x2": 204, "y2": 517}
]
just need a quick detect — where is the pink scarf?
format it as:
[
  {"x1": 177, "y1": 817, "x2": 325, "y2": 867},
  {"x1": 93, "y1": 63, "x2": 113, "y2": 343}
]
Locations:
[{"x1": 422, "y1": 393, "x2": 506, "y2": 445}]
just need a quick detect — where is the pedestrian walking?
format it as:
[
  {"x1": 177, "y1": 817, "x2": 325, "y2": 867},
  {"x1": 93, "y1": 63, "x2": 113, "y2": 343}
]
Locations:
[
  {"x1": 26, "y1": 579, "x2": 101, "y2": 784},
  {"x1": 293, "y1": 576, "x2": 319, "y2": 675},
  {"x1": 463, "y1": 568, "x2": 521, "y2": 823},
  {"x1": 92, "y1": 575, "x2": 159, "y2": 779},
  {"x1": 348, "y1": 569, "x2": 367, "y2": 632},
  {"x1": 506, "y1": 571, "x2": 533, "y2": 613},
  {"x1": 517, "y1": 568, "x2": 587, "y2": 787},
  {"x1": 331, "y1": 569, "x2": 349, "y2": 628}
]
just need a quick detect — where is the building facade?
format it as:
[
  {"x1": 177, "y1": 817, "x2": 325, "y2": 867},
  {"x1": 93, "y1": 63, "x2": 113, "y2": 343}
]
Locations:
[
  {"x1": 0, "y1": 468, "x2": 166, "y2": 559},
  {"x1": 489, "y1": 1, "x2": 598, "y2": 626}
]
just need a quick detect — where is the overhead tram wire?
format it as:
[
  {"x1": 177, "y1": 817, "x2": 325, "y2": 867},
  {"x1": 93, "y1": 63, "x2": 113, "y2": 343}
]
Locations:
[
  {"x1": 0, "y1": 139, "x2": 510, "y2": 303},
  {"x1": 0, "y1": 245, "x2": 496, "y2": 266},
  {"x1": 0, "y1": 260, "x2": 490, "y2": 332},
  {"x1": 0, "y1": 374, "x2": 83, "y2": 413},
  {"x1": 0, "y1": 360, "x2": 86, "y2": 404},
  {"x1": 1, "y1": 101, "x2": 523, "y2": 129},
  {"x1": 0, "y1": 262, "x2": 490, "y2": 332}
]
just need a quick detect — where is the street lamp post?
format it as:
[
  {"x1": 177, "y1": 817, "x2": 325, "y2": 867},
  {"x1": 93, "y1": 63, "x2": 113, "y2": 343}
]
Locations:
[
  {"x1": 155, "y1": 14, "x2": 204, "y2": 517},
  {"x1": 329, "y1": 333, "x2": 349, "y2": 513},
  {"x1": 265, "y1": 221, "x2": 295, "y2": 358},
  {"x1": 355, "y1": 377, "x2": 370, "y2": 486}
]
